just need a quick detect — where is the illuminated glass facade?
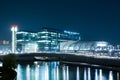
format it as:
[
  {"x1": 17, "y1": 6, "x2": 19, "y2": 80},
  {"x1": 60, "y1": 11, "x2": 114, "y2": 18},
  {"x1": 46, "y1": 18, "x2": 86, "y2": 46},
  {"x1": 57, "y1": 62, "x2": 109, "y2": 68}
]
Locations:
[
  {"x1": 16, "y1": 27, "x2": 80, "y2": 53},
  {"x1": 60, "y1": 41, "x2": 109, "y2": 52}
]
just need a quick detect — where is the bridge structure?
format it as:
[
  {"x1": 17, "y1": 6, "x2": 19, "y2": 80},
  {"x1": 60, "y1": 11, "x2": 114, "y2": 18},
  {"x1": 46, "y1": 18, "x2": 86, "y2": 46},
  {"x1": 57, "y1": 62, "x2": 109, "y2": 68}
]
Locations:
[{"x1": 0, "y1": 52, "x2": 120, "y2": 71}]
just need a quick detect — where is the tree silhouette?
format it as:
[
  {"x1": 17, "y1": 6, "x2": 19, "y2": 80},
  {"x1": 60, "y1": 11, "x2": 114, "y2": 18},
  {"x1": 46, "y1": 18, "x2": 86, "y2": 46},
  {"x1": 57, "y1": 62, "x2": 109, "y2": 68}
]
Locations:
[{"x1": 1, "y1": 54, "x2": 17, "y2": 80}]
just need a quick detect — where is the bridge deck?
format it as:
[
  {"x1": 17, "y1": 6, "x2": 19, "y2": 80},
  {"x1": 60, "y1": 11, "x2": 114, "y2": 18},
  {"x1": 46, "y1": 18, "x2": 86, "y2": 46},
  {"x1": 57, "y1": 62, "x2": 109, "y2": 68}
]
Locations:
[{"x1": 0, "y1": 53, "x2": 120, "y2": 71}]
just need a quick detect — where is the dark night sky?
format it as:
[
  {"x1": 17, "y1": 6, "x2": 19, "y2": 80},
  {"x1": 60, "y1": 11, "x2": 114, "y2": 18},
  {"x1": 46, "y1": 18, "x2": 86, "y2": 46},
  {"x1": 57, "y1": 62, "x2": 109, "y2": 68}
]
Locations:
[{"x1": 0, "y1": 0, "x2": 120, "y2": 44}]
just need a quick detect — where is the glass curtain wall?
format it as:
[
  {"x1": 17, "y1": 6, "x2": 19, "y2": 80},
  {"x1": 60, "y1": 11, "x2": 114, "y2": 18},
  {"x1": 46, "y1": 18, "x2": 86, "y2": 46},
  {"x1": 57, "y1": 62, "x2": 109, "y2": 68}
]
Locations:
[{"x1": 37, "y1": 29, "x2": 59, "y2": 52}]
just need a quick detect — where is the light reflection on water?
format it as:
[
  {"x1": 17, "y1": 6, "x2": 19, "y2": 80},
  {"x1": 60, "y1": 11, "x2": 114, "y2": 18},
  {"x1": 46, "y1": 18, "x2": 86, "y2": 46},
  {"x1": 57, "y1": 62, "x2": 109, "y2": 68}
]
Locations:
[
  {"x1": 95, "y1": 69, "x2": 98, "y2": 80},
  {"x1": 99, "y1": 69, "x2": 103, "y2": 80},
  {"x1": 76, "y1": 67, "x2": 80, "y2": 80},
  {"x1": 109, "y1": 71, "x2": 113, "y2": 80},
  {"x1": 84, "y1": 68, "x2": 87, "y2": 80},
  {"x1": 16, "y1": 62, "x2": 120, "y2": 80}
]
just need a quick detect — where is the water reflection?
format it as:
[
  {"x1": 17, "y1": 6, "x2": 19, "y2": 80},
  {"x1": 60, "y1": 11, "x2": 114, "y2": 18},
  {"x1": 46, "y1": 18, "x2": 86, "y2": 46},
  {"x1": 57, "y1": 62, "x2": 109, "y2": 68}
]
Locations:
[
  {"x1": 76, "y1": 67, "x2": 79, "y2": 80},
  {"x1": 26, "y1": 65, "x2": 30, "y2": 80},
  {"x1": 84, "y1": 68, "x2": 87, "y2": 80},
  {"x1": 99, "y1": 69, "x2": 103, "y2": 80},
  {"x1": 88, "y1": 68, "x2": 91, "y2": 80},
  {"x1": 117, "y1": 72, "x2": 119, "y2": 80},
  {"x1": 95, "y1": 69, "x2": 98, "y2": 80},
  {"x1": 109, "y1": 71, "x2": 113, "y2": 80},
  {"x1": 17, "y1": 62, "x2": 120, "y2": 80}
]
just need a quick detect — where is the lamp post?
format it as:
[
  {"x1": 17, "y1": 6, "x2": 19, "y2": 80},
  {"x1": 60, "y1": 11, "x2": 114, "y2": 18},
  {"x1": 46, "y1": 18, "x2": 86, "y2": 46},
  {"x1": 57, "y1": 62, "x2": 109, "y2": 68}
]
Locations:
[{"x1": 11, "y1": 25, "x2": 18, "y2": 53}]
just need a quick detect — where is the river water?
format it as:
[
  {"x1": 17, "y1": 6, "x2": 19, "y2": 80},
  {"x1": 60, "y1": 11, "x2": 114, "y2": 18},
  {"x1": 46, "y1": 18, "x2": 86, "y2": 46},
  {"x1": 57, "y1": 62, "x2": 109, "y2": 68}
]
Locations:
[{"x1": 16, "y1": 61, "x2": 120, "y2": 80}]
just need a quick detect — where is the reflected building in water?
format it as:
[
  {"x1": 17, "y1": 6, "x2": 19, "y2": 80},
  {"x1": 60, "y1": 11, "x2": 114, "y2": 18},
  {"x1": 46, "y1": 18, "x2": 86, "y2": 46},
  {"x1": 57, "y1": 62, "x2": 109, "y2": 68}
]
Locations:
[{"x1": 17, "y1": 62, "x2": 120, "y2": 80}]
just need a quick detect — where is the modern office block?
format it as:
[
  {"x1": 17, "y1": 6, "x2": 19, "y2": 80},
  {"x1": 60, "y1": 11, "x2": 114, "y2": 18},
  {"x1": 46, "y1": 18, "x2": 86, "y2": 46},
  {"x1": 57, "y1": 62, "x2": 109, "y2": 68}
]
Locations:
[{"x1": 16, "y1": 27, "x2": 80, "y2": 53}]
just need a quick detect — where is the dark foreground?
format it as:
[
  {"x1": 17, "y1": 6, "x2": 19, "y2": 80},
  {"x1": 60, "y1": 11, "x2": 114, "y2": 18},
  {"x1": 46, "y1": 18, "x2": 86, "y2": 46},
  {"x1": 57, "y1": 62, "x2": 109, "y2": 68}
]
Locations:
[{"x1": 0, "y1": 67, "x2": 16, "y2": 80}]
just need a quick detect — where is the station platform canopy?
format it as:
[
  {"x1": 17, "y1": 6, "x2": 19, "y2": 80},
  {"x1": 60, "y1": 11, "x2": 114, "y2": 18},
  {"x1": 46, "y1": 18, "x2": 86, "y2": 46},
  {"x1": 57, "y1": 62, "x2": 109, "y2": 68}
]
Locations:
[{"x1": 60, "y1": 41, "x2": 109, "y2": 51}]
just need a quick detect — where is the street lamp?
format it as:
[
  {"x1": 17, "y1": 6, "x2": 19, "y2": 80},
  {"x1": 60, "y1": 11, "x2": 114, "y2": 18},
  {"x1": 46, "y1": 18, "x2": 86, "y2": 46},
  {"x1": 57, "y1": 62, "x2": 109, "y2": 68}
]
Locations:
[{"x1": 11, "y1": 25, "x2": 18, "y2": 53}]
